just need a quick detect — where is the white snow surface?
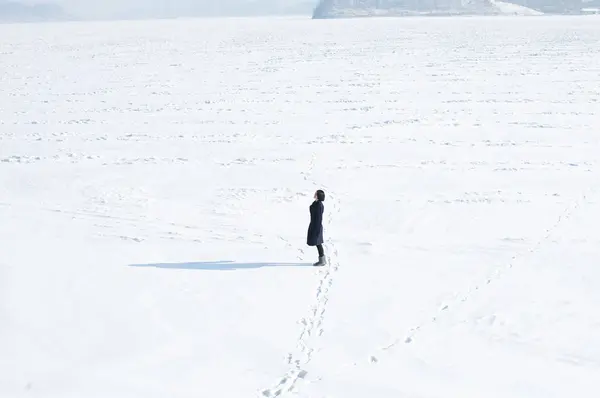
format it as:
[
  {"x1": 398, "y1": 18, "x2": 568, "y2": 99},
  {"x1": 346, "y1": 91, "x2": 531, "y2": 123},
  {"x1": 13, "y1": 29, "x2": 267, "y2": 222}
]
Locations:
[{"x1": 2, "y1": 16, "x2": 600, "y2": 398}]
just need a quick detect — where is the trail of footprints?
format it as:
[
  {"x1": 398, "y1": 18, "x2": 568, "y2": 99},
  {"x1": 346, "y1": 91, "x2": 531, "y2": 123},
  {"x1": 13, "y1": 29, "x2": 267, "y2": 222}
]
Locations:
[
  {"x1": 377, "y1": 187, "x2": 590, "y2": 355},
  {"x1": 260, "y1": 155, "x2": 341, "y2": 398},
  {"x1": 302, "y1": 187, "x2": 593, "y2": 385}
]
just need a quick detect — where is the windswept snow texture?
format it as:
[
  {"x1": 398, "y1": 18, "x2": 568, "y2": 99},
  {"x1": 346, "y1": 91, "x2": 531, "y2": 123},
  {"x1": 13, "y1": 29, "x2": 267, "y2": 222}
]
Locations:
[{"x1": 2, "y1": 16, "x2": 600, "y2": 398}]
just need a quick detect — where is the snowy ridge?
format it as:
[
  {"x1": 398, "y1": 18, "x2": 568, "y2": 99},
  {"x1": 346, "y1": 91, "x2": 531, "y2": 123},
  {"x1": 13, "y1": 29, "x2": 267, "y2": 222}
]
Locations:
[
  {"x1": 314, "y1": 0, "x2": 544, "y2": 18},
  {"x1": 491, "y1": 0, "x2": 544, "y2": 15}
]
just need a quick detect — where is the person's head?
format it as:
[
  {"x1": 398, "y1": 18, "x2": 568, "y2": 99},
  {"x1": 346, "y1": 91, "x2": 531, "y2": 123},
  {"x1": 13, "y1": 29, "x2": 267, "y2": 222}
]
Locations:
[{"x1": 314, "y1": 189, "x2": 325, "y2": 201}]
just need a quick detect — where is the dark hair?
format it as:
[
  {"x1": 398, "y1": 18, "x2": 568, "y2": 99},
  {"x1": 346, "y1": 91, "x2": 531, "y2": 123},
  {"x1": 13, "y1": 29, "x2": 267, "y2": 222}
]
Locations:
[{"x1": 316, "y1": 189, "x2": 325, "y2": 201}]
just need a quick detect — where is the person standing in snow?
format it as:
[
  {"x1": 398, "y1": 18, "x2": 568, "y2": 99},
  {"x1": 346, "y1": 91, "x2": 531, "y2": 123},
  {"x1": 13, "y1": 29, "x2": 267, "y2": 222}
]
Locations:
[{"x1": 307, "y1": 189, "x2": 326, "y2": 266}]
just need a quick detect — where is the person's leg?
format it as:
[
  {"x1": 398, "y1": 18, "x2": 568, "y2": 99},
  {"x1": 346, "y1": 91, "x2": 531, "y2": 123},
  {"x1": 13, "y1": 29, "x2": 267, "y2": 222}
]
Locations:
[
  {"x1": 317, "y1": 244, "x2": 324, "y2": 257},
  {"x1": 314, "y1": 244, "x2": 326, "y2": 266}
]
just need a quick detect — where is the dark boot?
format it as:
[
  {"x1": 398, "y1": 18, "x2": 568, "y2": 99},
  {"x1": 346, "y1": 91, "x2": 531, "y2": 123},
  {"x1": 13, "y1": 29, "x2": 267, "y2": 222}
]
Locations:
[{"x1": 313, "y1": 256, "x2": 327, "y2": 267}]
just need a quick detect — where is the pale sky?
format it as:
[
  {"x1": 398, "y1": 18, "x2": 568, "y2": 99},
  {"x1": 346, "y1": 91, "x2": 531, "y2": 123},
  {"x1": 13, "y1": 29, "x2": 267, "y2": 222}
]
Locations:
[{"x1": 15, "y1": 0, "x2": 317, "y2": 18}]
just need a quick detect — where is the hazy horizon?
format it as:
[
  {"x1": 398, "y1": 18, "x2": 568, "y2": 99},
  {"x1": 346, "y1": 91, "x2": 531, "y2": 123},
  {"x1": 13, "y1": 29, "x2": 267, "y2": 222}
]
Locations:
[
  {"x1": 3, "y1": 0, "x2": 596, "y2": 21},
  {"x1": 4, "y1": 0, "x2": 319, "y2": 20}
]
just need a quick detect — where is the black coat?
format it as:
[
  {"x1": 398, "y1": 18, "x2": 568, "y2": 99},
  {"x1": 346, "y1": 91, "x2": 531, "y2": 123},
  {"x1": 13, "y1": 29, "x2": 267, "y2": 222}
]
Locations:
[{"x1": 307, "y1": 200, "x2": 324, "y2": 246}]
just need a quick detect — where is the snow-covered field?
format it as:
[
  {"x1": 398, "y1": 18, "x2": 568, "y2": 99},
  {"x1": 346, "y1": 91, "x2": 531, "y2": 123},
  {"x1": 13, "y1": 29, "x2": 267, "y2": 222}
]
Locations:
[{"x1": 2, "y1": 15, "x2": 600, "y2": 398}]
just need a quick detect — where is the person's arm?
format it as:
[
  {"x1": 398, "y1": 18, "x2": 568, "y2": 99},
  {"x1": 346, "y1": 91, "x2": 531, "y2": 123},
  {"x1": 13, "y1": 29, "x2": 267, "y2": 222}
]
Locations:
[{"x1": 313, "y1": 202, "x2": 323, "y2": 226}]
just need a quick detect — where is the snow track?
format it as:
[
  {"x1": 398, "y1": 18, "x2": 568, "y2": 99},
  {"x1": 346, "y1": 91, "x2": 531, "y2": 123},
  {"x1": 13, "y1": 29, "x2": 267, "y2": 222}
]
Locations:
[
  {"x1": 380, "y1": 186, "x2": 594, "y2": 353},
  {"x1": 260, "y1": 154, "x2": 341, "y2": 397},
  {"x1": 292, "y1": 185, "x2": 599, "y2": 391}
]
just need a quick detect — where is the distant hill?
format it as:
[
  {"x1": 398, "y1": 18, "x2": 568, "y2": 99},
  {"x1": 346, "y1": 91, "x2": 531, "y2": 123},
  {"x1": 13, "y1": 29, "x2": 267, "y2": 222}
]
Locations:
[
  {"x1": 0, "y1": 1, "x2": 67, "y2": 22},
  {"x1": 312, "y1": 0, "x2": 584, "y2": 18}
]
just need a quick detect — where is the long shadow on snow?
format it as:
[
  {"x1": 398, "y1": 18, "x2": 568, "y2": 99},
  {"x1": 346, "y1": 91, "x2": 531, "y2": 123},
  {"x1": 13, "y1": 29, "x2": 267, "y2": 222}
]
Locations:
[{"x1": 129, "y1": 260, "x2": 311, "y2": 271}]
